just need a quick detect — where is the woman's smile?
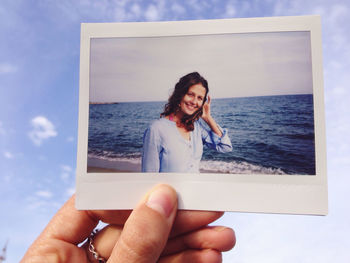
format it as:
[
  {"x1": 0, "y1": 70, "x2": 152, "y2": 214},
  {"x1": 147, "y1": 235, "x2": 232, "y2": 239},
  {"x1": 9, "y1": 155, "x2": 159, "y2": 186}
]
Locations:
[{"x1": 184, "y1": 102, "x2": 197, "y2": 111}]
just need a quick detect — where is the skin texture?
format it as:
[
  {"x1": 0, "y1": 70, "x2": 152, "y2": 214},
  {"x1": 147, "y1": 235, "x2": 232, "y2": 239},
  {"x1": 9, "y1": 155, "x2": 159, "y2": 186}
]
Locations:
[
  {"x1": 21, "y1": 184, "x2": 236, "y2": 263},
  {"x1": 179, "y1": 84, "x2": 206, "y2": 116}
]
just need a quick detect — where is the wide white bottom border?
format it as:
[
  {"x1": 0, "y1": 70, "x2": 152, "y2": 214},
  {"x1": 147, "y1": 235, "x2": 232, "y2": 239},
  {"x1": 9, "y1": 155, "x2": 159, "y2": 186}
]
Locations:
[{"x1": 76, "y1": 173, "x2": 328, "y2": 215}]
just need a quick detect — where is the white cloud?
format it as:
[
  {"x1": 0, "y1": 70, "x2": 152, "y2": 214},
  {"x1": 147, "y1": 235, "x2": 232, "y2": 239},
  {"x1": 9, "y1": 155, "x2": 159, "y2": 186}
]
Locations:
[
  {"x1": 0, "y1": 63, "x2": 17, "y2": 74},
  {"x1": 187, "y1": 0, "x2": 204, "y2": 13},
  {"x1": 26, "y1": 200, "x2": 47, "y2": 210},
  {"x1": 28, "y1": 116, "x2": 57, "y2": 146},
  {"x1": 327, "y1": 4, "x2": 349, "y2": 26},
  {"x1": 113, "y1": 5, "x2": 127, "y2": 21},
  {"x1": 171, "y1": 3, "x2": 186, "y2": 16},
  {"x1": 61, "y1": 173, "x2": 70, "y2": 181},
  {"x1": 61, "y1": 165, "x2": 72, "y2": 172},
  {"x1": 3, "y1": 151, "x2": 14, "y2": 159},
  {"x1": 144, "y1": 4, "x2": 161, "y2": 21},
  {"x1": 35, "y1": 190, "x2": 53, "y2": 199},
  {"x1": 66, "y1": 136, "x2": 74, "y2": 142},
  {"x1": 223, "y1": 1, "x2": 237, "y2": 18},
  {"x1": 61, "y1": 165, "x2": 73, "y2": 182},
  {"x1": 130, "y1": 3, "x2": 141, "y2": 17}
]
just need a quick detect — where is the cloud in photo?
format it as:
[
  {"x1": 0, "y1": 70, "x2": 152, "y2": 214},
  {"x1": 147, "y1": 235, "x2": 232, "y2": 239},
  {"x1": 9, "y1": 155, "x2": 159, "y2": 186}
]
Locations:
[{"x1": 28, "y1": 116, "x2": 57, "y2": 146}]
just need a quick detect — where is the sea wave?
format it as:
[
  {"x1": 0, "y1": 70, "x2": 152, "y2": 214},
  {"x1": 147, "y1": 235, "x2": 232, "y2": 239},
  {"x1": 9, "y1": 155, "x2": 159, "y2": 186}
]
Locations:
[
  {"x1": 88, "y1": 153, "x2": 287, "y2": 174},
  {"x1": 200, "y1": 160, "x2": 287, "y2": 174},
  {"x1": 88, "y1": 152, "x2": 141, "y2": 164}
]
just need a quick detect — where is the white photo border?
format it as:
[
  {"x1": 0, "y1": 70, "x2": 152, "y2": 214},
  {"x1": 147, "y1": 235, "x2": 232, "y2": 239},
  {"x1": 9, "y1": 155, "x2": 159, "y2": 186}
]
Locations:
[{"x1": 76, "y1": 16, "x2": 328, "y2": 215}]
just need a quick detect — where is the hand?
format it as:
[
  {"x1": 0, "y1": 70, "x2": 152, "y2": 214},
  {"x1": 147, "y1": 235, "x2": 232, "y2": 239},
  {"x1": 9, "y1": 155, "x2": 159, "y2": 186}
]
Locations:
[
  {"x1": 21, "y1": 184, "x2": 236, "y2": 263},
  {"x1": 201, "y1": 96, "x2": 223, "y2": 137},
  {"x1": 202, "y1": 95, "x2": 211, "y2": 122}
]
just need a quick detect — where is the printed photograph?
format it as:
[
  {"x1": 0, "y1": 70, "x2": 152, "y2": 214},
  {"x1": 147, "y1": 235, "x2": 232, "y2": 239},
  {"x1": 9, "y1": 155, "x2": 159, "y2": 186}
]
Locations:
[{"x1": 87, "y1": 31, "x2": 315, "y2": 175}]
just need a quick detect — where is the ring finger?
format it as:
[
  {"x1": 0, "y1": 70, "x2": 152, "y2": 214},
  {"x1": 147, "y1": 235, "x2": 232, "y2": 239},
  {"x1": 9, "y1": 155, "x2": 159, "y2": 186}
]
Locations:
[{"x1": 84, "y1": 225, "x2": 235, "y2": 262}]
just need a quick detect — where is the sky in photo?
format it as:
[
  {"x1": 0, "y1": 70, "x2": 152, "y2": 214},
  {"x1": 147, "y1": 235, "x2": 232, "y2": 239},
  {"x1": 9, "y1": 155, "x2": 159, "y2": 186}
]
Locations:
[
  {"x1": 1, "y1": 0, "x2": 350, "y2": 262},
  {"x1": 90, "y1": 31, "x2": 312, "y2": 102}
]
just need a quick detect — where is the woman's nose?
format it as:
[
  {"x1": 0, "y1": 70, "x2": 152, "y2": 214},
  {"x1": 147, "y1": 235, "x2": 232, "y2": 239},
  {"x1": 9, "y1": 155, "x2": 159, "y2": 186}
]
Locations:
[{"x1": 191, "y1": 96, "x2": 198, "y2": 105}]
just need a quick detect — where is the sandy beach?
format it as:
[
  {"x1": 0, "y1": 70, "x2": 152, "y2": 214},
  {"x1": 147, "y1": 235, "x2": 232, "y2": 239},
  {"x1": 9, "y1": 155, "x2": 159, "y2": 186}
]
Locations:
[
  {"x1": 87, "y1": 156, "x2": 141, "y2": 173},
  {"x1": 87, "y1": 156, "x2": 221, "y2": 173}
]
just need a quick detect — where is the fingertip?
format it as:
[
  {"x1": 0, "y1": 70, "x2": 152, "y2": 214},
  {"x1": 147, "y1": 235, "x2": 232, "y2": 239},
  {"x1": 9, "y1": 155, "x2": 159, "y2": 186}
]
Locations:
[
  {"x1": 145, "y1": 184, "x2": 178, "y2": 218},
  {"x1": 213, "y1": 227, "x2": 236, "y2": 251},
  {"x1": 109, "y1": 184, "x2": 178, "y2": 262}
]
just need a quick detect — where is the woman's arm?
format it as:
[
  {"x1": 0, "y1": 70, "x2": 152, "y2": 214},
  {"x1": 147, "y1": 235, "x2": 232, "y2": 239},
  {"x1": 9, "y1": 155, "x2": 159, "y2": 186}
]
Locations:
[
  {"x1": 141, "y1": 124, "x2": 161, "y2": 172},
  {"x1": 200, "y1": 95, "x2": 232, "y2": 153}
]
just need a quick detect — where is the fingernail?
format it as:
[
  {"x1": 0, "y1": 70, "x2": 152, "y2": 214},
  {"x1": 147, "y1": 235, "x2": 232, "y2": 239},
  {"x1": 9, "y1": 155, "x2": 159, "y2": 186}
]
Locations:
[{"x1": 146, "y1": 185, "x2": 176, "y2": 218}]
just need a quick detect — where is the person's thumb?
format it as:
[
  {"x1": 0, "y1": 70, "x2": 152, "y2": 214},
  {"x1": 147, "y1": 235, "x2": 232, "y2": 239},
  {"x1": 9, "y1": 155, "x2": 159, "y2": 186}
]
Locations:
[{"x1": 108, "y1": 184, "x2": 178, "y2": 263}]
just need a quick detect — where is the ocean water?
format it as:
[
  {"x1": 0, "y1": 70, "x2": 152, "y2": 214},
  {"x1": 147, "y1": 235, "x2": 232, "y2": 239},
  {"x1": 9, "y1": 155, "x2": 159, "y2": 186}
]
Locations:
[{"x1": 88, "y1": 94, "x2": 315, "y2": 175}]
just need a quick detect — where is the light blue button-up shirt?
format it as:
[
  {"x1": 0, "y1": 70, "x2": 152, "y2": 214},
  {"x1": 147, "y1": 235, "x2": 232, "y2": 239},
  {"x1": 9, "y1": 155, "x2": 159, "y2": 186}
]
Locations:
[{"x1": 141, "y1": 118, "x2": 232, "y2": 173}]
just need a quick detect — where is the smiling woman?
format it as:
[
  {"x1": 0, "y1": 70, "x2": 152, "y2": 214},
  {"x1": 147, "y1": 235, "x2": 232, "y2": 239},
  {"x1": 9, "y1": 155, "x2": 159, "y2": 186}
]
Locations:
[{"x1": 141, "y1": 72, "x2": 233, "y2": 173}]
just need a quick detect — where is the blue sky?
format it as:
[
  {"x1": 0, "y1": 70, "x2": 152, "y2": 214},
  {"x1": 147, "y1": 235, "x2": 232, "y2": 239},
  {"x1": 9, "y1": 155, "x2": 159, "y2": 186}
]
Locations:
[{"x1": 1, "y1": 0, "x2": 350, "y2": 262}]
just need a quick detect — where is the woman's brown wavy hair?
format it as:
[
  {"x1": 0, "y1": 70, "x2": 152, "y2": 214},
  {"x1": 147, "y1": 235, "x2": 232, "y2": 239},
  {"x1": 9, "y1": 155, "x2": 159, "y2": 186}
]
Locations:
[{"x1": 160, "y1": 72, "x2": 209, "y2": 131}]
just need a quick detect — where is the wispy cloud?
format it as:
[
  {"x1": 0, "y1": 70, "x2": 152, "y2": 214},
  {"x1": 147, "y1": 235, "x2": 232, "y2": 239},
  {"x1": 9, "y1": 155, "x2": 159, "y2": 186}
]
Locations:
[
  {"x1": 3, "y1": 151, "x2": 14, "y2": 159},
  {"x1": 223, "y1": 2, "x2": 237, "y2": 18},
  {"x1": 35, "y1": 190, "x2": 53, "y2": 199},
  {"x1": 171, "y1": 3, "x2": 186, "y2": 16},
  {"x1": 61, "y1": 165, "x2": 73, "y2": 182},
  {"x1": 66, "y1": 136, "x2": 74, "y2": 142},
  {"x1": 28, "y1": 116, "x2": 57, "y2": 146},
  {"x1": 61, "y1": 165, "x2": 72, "y2": 172},
  {"x1": 144, "y1": 4, "x2": 162, "y2": 21},
  {"x1": 0, "y1": 63, "x2": 17, "y2": 74}
]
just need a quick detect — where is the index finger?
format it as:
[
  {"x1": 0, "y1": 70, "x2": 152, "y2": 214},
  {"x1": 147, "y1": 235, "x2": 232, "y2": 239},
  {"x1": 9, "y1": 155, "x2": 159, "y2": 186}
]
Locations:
[{"x1": 39, "y1": 195, "x2": 131, "y2": 245}]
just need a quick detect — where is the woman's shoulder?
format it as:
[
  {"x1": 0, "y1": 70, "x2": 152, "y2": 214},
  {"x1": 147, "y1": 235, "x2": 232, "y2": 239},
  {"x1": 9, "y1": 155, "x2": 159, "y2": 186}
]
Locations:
[{"x1": 147, "y1": 118, "x2": 171, "y2": 132}]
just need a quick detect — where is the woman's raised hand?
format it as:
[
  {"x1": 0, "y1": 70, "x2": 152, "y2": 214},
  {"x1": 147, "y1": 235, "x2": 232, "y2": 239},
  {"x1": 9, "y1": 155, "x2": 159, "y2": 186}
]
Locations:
[{"x1": 202, "y1": 95, "x2": 211, "y2": 121}]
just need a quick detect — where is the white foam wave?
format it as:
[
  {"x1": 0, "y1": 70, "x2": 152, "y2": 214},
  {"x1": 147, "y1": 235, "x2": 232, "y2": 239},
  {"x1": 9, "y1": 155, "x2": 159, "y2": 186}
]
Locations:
[{"x1": 200, "y1": 160, "x2": 287, "y2": 175}]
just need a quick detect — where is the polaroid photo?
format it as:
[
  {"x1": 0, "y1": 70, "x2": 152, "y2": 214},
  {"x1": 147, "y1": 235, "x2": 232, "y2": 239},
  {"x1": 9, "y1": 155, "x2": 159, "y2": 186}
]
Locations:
[{"x1": 76, "y1": 15, "x2": 328, "y2": 215}]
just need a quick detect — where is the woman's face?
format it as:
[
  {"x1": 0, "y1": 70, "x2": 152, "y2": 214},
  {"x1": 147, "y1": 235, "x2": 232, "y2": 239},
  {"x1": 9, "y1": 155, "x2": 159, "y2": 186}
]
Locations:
[{"x1": 179, "y1": 83, "x2": 207, "y2": 116}]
